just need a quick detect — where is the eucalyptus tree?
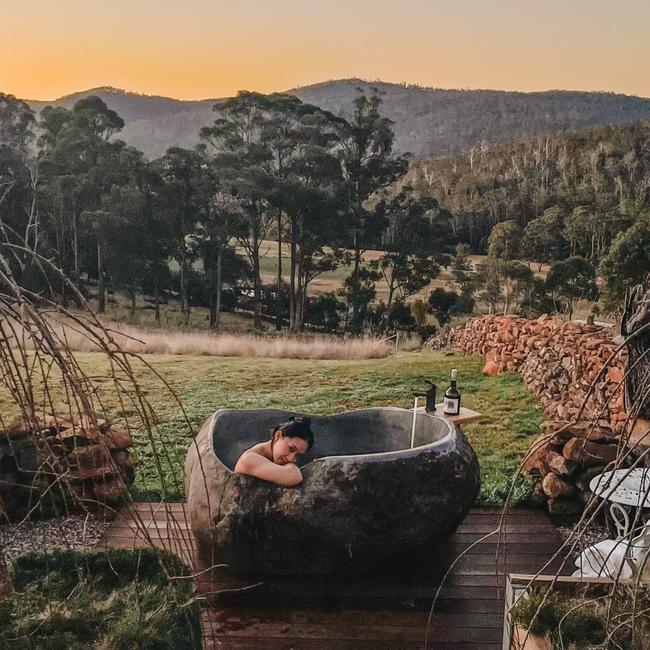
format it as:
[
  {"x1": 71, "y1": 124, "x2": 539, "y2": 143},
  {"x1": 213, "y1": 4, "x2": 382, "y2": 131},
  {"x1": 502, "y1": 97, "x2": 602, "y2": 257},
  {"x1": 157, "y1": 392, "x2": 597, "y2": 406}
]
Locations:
[
  {"x1": 275, "y1": 135, "x2": 344, "y2": 330},
  {"x1": 0, "y1": 92, "x2": 36, "y2": 153},
  {"x1": 599, "y1": 214, "x2": 650, "y2": 301},
  {"x1": 92, "y1": 148, "x2": 173, "y2": 317},
  {"x1": 475, "y1": 257, "x2": 534, "y2": 315},
  {"x1": 196, "y1": 182, "x2": 245, "y2": 329},
  {"x1": 520, "y1": 206, "x2": 569, "y2": 270},
  {"x1": 265, "y1": 103, "x2": 347, "y2": 330},
  {"x1": 373, "y1": 186, "x2": 452, "y2": 308},
  {"x1": 450, "y1": 244, "x2": 477, "y2": 313},
  {"x1": 546, "y1": 256, "x2": 597, "y2": 320},
  {"x1": 0, "y1": 94, "x2": 40, "y2": 285},
  {"x1": 487, "y1": 220, "x2": 523, "y2": 260},
  {"x1": 498, "y1": 260, "x2": 535, "y2": 315},
  {"x1": 201, "y1": 92, "x2": 275, "y2": 329},
  {"x1": 335, "y1": 90, "x2": 408, "y2": 325},
  {"x1": 154, "y1": 147, "x2": 207, "y2": 323},
  {"x1": 37, "y1": 96, "x2": 124, "y2": 290},
  {"x1": 427, "y1": 288, "x2": 461, "y2": 326},
  {"x1": 258, "y1": 94, "x2": 339, "y2": 329},
  {"x1": 104, "y1": 155, "x2": 174, "y2": 321}
]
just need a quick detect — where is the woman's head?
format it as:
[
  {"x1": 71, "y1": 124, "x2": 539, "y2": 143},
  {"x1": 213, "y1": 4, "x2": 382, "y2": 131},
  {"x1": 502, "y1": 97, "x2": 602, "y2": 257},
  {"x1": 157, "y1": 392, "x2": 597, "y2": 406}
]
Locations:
[{"x1": 270, "y1": 416, "x2": 314, "y2": 465}]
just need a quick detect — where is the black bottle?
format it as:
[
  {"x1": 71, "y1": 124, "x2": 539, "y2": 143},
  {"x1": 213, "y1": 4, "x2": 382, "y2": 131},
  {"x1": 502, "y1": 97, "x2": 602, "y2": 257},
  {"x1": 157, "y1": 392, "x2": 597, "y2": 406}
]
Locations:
[{"x1": 443, "y1": 369, "x2": 461, "y2": 416}]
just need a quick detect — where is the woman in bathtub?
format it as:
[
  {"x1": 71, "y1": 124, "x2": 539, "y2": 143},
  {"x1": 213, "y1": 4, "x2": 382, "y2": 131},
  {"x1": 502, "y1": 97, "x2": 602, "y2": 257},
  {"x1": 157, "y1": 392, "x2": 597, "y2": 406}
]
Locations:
[{"x1": 234, "y1": 416, "x2": 314, "y2": 486}]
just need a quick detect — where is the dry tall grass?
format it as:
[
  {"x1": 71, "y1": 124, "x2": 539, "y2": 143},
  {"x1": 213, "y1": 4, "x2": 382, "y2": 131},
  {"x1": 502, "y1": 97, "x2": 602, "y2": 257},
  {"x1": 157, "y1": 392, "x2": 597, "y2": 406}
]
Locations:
[{"x1": 42, "y1": 320, "x2": 392, "y2": 360}]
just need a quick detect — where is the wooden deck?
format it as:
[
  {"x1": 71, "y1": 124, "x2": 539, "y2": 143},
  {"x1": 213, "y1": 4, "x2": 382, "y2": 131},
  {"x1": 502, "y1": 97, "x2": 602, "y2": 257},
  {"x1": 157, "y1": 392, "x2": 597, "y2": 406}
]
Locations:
[{"x1": 101, "y1": 503, "x2": 569, "y2": 649}]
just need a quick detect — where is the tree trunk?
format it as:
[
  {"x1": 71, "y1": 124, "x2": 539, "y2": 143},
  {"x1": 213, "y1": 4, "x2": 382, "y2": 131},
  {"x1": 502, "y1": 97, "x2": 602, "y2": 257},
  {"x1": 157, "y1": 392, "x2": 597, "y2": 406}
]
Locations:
[
  {"x1": 215, "y1": 247, "x2": 223, "y2": 330},
  {"x1": 252, "y1": 248, "x2": 261, "y2": 330},
  {"x1": 276, "y1": 210, "x2": 283, "y2": 331},
  {"x1": 208, "y1": 248, "x2": 223, "y2": 330},
  {"x1": 622, "y1": 281, "x2": 650, "y2": 421},
  {"x1": 207, "y1": 260, "x2": 216, "y2": 330},
  {"x1": 179, "y1": 230, "x2": 190, "y2": 321},
  {"x1": 72, "y1": 205, "x2": 80, "y2": 287},
  {"x1": 154, "y1": 272, "x2": 161, "y2": 323},
  {"x1": 351, "y1": 229, "x2": 362, "y2": 327},
  {"x1": 387, "y1": 264, "x2": 396, "y2": 308},
  {"x1": 296, "y1": 251, "x2": 305, "y2": 331},
  {"x1": 97, "y1": 241, "x2": 105, "y2": 314},
  {"x1": 289, "y1": 217, "x2": 297, "y2": 332},
  {"x1": 129, "y1": 289, "x2": 136, "y2": 317},
  {"x1": 300, "y1": 280, "x2": 309, "y2": 332}
]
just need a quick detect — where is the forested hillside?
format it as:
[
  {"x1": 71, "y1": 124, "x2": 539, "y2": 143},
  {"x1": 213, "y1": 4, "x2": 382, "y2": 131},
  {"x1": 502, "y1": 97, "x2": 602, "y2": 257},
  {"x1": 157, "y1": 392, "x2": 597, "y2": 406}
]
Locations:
[
  {"x1": 406, "y1": 120, "x2": 650, "y2": 253},
  {"x1": 293, "y1": 80, "x2": 650, "y2": 158},
  {"x1": 2, "y1": 87, "x2": 648, "y2": 335},
  {"x1": 24, "y1": 80, "x2": 650, "y2": 160}
]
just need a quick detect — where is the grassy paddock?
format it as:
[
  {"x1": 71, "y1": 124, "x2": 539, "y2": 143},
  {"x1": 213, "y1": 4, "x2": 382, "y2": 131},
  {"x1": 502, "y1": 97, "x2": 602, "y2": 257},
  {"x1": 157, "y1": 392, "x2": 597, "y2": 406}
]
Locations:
[
  {"x1": 0, "y1": 350, "x2": 541, "y2": 506},
  {"x1": 38, "y1": 319, "x2": 391, "y2": 360}
]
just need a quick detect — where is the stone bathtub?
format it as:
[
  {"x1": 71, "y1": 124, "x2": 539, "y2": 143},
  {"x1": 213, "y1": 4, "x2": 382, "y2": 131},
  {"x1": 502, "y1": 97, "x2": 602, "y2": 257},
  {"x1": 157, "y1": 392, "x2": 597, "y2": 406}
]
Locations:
[{"x1": 185, "y1": 407, "x2": 480, "y2": 575}]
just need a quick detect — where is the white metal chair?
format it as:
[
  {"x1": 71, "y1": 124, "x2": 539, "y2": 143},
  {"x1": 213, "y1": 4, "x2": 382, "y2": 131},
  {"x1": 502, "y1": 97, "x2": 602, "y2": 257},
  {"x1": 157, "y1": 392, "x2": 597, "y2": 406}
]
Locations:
[{"x1": 572, "y1": 519, "x2": 650, "y2": 579}]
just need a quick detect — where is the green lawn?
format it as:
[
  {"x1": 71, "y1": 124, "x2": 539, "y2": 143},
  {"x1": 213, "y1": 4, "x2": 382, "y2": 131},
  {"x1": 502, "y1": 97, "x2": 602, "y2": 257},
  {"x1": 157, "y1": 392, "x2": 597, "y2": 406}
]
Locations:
[
  {"x1": 2, "y1": 350, "x2": 542, "y2": 506},
  {"x1": 75, "y1": 350, "x2": 541, "y2": 505}
]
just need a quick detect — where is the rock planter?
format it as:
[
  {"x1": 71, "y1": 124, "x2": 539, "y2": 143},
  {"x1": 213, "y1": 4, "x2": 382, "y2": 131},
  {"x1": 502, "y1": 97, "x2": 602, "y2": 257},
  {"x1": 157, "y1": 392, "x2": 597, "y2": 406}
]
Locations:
[
  {"x1": 0, "y1": 414, "x2": 136, "y2": 522},
  {"x1": 185, "y1": 407, "x2": 480, "y2": 575}
]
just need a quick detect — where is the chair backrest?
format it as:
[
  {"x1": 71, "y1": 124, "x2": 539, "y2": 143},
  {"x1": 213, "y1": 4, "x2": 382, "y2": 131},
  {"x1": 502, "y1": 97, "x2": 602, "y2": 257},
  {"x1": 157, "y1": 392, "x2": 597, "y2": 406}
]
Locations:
[{"x1": 629, "y1": 519, "x2": 650, "y2": 564}]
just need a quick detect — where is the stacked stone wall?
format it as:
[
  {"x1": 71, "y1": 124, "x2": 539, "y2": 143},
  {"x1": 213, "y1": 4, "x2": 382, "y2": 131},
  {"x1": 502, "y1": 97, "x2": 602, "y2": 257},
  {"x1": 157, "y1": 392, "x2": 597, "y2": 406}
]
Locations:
[
  {"x1": 437, "y1": 314, "x2": 631, "y2": 516},
  {"x1": 451, "y1": 314, "x2": 626, "y2": 430},
  {"x1": 0, "y1": 414, "x2": 135, "y2": 523}
]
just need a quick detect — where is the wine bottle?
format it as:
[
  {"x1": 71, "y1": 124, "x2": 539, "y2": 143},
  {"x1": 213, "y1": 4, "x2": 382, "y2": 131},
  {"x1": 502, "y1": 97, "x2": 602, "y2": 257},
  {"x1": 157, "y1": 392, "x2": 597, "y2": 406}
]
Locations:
[{"x1": 443, "y1": 369, "x2": 461, "y2": 416}]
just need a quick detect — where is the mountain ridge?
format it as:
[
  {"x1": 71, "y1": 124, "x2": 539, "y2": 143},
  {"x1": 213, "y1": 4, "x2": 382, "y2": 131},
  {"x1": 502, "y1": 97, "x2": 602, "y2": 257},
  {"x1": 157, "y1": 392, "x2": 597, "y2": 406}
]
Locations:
[{"x1": 18, "y1": 79, "x2": 650, "y2": 160}]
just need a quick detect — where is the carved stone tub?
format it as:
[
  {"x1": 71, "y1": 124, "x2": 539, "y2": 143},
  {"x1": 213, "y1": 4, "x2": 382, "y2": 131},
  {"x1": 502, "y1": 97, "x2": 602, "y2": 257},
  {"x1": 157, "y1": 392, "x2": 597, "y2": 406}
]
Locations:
[{"x1": 185, "y1": 407, "x2": 480, "y2": 575}]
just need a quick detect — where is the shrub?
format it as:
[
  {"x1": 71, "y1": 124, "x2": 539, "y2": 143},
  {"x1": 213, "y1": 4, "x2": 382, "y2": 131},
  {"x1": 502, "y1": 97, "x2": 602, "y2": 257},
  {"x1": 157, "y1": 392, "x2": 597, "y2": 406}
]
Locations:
[
  {"x1": 306, "y1": 292, "x2": 346, "y2": 331},
  {"x1": 416, "y1": 323, "x2": 438, "y2": 342},
  {"x1": 427, "y1": 288, "x2": 461, "y2": 326}
]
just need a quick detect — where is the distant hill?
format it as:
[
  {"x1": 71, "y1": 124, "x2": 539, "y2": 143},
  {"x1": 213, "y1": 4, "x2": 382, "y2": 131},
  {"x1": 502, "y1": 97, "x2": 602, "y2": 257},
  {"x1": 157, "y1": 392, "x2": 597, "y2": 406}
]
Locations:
[{"x1": 24, "y1": 80, "x2": 650, "y2": 160}]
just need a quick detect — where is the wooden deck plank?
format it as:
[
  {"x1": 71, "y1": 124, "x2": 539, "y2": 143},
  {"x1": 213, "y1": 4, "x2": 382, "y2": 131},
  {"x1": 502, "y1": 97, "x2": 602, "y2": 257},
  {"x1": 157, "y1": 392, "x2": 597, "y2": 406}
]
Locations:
[
  {"x1": 203, "y1": 638, "x2": 502, "y2": 649},
  {"x1": 201, "y1": 617, "x2": 502, "y2": 643},
  {"x1": 202, "y1": 608, "x2": 503, "y2": 628},
  {"x1": 100, "y1": 504, "x2": 568, "y2": 648}
]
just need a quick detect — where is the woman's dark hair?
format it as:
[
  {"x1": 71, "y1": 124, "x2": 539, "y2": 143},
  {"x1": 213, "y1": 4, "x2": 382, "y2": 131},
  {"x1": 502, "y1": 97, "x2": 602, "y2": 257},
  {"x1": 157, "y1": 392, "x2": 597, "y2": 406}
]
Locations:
[{"x1": 271, "y1": 416, "x2": 314, "y2": 450}]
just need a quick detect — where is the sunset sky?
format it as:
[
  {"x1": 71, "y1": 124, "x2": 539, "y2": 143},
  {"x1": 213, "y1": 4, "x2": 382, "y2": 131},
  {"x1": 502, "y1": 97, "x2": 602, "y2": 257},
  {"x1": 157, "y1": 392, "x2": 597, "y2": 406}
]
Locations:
[{"x1": 4, "y1": 0, "x2": 650, "y2": 101}]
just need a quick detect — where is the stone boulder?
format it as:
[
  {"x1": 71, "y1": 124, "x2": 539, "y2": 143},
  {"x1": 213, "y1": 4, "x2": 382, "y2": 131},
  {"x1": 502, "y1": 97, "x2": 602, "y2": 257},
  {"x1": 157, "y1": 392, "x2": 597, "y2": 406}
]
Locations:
[{"x1": 186, "y1": 407, "x2": 480, "y2": 575}]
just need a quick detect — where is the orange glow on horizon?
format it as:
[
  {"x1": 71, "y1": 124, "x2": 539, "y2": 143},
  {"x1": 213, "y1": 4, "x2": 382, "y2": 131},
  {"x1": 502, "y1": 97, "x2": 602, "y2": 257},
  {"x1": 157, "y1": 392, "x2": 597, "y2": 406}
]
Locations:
[{"x1": 3, "y1": 0, "x2": 650, "y2": 102}]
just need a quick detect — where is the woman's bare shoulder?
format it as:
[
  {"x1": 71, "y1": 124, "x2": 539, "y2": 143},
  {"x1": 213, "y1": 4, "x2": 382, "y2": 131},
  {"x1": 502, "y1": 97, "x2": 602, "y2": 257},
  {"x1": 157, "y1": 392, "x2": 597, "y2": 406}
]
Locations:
[
  {"x1": 245, "y1": 442, "x2": 270, "y2": 456},
  {"x1": 234, "y1": 446, "x2": 303, "y2": 487},
  {"x1": 234, "y1": 443, "x2": 269, "y2": 472}
]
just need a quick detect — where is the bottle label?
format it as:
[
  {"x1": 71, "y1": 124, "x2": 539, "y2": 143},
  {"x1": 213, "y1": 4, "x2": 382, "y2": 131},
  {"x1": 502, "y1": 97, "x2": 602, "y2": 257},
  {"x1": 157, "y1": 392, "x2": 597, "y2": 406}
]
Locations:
[{"x1": 444, "y1": 397, "x2": 460, "y2": 415}]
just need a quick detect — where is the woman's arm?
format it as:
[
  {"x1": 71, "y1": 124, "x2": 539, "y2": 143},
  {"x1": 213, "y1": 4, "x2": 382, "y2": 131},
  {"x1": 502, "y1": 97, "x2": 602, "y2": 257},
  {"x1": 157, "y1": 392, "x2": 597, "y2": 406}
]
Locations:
[{"x1": 234, "y1": 452, "x2": 303, "y2": 487}]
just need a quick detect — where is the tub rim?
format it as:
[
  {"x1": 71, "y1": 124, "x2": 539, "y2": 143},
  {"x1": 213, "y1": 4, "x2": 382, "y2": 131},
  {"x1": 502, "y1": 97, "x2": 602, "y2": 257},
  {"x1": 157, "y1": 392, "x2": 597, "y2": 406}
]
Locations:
[{"x1": 207, "y1": 406, "x2": 458, "y2": 474}]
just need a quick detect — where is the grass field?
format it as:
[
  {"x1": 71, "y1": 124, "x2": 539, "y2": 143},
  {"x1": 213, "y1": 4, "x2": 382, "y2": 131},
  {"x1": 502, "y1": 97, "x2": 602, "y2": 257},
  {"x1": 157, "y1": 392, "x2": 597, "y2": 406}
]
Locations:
[
  {"x1": 170, "y1": 240, "x2": 458, "y2": 302},
  {"x1": 2, "y1": 350, "x2": 543, "y2": 506}
]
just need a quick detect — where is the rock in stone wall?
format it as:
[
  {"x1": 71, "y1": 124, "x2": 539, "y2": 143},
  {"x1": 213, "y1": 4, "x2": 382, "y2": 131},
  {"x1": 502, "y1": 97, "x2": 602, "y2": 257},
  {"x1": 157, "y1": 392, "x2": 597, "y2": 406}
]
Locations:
[{"x1": 0, "y1": 414, "x2": 136, "y2": 523}]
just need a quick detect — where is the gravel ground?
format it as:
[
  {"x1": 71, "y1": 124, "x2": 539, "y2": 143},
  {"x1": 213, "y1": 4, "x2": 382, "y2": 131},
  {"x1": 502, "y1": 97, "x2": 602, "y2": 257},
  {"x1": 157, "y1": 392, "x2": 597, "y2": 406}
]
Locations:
[
  {"x1": 558, "y1": 522, "x2": 610, "y2": 561},
  {"x1": 0, "y1": 515, "x2": 110, "y2": 562}
]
